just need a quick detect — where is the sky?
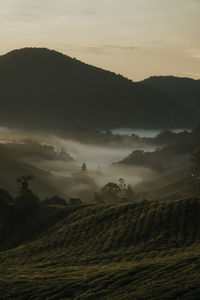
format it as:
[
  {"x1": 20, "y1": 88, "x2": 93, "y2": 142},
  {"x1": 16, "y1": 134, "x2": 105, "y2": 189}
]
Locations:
[{"x1": 0, "y1": 0, "x2": 200, "y2": 81}]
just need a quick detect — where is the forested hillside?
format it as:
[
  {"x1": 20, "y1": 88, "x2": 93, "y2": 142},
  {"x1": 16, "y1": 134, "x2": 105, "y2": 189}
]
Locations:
[
  {"x1": 140, "y1": 76, "x2": 200, "y2": 110},
  {"x1": 0, "y1": 48, "x2": 197, "y2": 132}
]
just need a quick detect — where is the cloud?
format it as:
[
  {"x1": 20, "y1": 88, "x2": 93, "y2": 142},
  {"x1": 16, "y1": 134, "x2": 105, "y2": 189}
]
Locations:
[
  {"x1": 0, "y1": 0, "x2": 98, "y2": 21},
  {"x1": 65, "y1": 44, "x2": 139, "y2": 55},
  {"x1": 184, "y1": 48, "x2": 200, "y2": 61},
  {"x1": 105, "y1": 45, "x2": 139, "y2": 51}
]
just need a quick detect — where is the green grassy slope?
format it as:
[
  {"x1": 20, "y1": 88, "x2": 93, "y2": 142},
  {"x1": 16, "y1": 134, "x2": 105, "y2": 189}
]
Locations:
[{"x1": 1, "y1": 199, "x2": 200, "y2": 299}]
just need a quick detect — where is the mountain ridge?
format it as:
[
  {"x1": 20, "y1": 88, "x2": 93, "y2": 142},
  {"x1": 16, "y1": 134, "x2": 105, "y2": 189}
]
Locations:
[
  {"x1": 0, "y1": 47, "x2": 197, "y2": 132},
  {"x1": 139, "y1": 75, "x2": 200, "y2": 109}
]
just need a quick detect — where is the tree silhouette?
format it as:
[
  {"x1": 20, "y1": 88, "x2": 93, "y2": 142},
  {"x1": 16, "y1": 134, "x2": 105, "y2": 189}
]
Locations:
[
  {"x1": 81, "y1": 163, "x2": 87, "y2": 172},
  {"x1": 16, "y1": 175, "x2": 33, "y2": 195},
  {"x1": 96, "y1": 178, "x2": 135, "y2": 203},
  {"x1": 118, "y1": 178, "x2": 126, "y2": 191},
  {"x1": 102, "y1": 182, "x2": 120, "y2": 196},
  {"x1": 14, "y1": 175, "x2": 38, "y2": 212}
]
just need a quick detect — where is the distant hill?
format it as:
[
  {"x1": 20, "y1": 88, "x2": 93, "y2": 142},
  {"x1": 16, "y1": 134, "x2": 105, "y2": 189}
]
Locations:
[
  {"x1": 0, "y1": 48, "x2": 197, "y2": 132},
  {"x1": 140, "y1": 76, "x2": 200, "y2": 111},
  {"x1": 117, "y1": 125, "x2": 200, "y2": 173},
  {"x1": 1, "y1": 199, "x2": 200, "y2": 299},
  {"x1": 0, "y1": 140, "x2": 75, "y2": 198},
  {"x1": 0, "y1": 140, "x2": 99, "y2": 201},
  {"x1": 0, "y1": 148, "x2": 63, "y2": 199},
  {"x1": 117, "y1": 141, "x2": 198, "y2": 171}
]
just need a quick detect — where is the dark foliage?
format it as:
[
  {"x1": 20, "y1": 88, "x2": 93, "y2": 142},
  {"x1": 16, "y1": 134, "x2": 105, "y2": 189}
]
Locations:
[
  {"x1": 95, "y1": 179, "x2": 135, "y2": 203},
  {"x1": 69, "y1": 198, "x2": 82, "y2": 205},
  {"x1": 42, "y1": 195, "x2": 67, "y2": 206},
  {"x1": 0, "y1": 189, "x2": 13, "y2": 209},
  {"x1": 14, "y1": 175, "x2": 39, "y2": 213}
]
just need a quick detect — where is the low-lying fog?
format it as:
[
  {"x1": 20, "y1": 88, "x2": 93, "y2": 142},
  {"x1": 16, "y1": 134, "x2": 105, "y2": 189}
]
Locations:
[
  {"x1": 111, "y1": 128, "x2": 190, "y2": 137},
  {"x1": 51, "y1": 136, "x2": 157, "y2": 186},
  {"x1": 0, "y1": 126, "x2": 170, "y2": 201}
]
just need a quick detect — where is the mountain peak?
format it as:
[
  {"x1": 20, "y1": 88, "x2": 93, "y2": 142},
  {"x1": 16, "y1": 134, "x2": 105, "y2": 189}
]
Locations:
[
  {"x1": 143, "y1": 75, "x2": 199, "y2": 82},
  {"x1": 5, "y1": 47, "x2": 67, "y2": 57}
]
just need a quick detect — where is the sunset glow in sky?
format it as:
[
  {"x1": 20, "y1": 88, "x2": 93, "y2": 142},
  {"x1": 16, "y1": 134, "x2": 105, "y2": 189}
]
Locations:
[{"x1": 0, "y1": 0, "x2": 200, "y2": 81}]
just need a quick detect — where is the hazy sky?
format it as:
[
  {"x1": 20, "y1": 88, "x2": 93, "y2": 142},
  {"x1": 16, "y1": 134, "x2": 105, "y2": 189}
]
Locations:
[{"x1": 0, "y1": 0, "x2": 200, "y2": 80}]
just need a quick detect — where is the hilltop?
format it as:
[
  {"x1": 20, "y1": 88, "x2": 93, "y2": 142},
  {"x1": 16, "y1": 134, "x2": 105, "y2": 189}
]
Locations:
[
  {"x1": 1, "y1": 198, "x2": 200, "y2": 299},
  {"x1": 0, "y1": 48, "x2": 197, "y2": 133}
]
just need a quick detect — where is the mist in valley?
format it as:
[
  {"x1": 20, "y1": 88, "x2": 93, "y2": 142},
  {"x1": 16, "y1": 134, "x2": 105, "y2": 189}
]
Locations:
[{"x1": 0, "y1": 126, "x2": 162, "y2": 202}]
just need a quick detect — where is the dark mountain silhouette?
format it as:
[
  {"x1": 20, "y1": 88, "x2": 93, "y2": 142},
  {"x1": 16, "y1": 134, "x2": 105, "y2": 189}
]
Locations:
[
  {"x1": 0, "y1": 48, "x2": 197, "y2": 133},
  {"x1": 140, "y1": 76, "x2": 200, "y2": 112}
]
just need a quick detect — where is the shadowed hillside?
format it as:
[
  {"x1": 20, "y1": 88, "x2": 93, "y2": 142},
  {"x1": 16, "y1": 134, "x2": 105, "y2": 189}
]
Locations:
[
  {"x1": 0, "y1": 141, "x2": 74, "y2": 198},
  {"x1": 140, "y1": 76, "x2": 200, "y2": 113},
  {"x1": 0, "y1": 48, "x2": 197, "y2": 132},
  {"x1": 1, "y1": 198, "x2": 200, "y2": 299}
]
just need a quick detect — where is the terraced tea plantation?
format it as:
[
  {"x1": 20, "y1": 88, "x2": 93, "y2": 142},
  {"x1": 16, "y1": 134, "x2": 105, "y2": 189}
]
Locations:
[{"x1": 1, "y1": 198, "x2": 200, "y2": 299}]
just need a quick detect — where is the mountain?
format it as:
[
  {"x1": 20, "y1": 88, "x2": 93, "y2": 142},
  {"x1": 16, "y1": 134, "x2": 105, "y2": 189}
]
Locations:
[
  {"x1": 0, "y1": 48, "x2": 197, "y2": 133},
  {"x1": 139, "y1": 76, "x2": 200, "y2": 112},
  {"x1": 1, "y1": 198, "x2": 200, "y2": 299}
]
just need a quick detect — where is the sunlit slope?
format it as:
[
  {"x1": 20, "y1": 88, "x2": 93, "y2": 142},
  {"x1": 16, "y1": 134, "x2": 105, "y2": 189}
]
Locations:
[{"x1": 1, "y1": 199, "x2": 200, "y2": 299}]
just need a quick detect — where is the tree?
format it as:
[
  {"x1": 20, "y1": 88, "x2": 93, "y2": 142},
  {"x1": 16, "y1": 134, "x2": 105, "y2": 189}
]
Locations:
[
  {"x1": 14, "y1": 175, "x2": 39, "y2": 212},
  {"x1": 95, "y1": 182, "x2": 120, "y2": 203},
  {"x1": 16, "y1": 175, "x2": 33, "y2": 195},
  {"x1": 96, "y1": 178, "x2": 135, "y2": 204},
  {"x1": 102, "y1": 182, "x2": 120, "y2": 195},
  {"x1": 81, "y1": 163, "x2": 87, "y2": 172},
  {"x1": 118, "y1": 178, "x2": 126, "y2": 191}
]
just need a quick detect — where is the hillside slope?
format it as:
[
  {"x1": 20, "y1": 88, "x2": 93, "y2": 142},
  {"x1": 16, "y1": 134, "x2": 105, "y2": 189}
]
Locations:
[
  {"x1": 1, "y1": 199, "x2": 200, "y2": 299},
  {"x1": 140, "y1": 76, "x2": 200, "y2": 111},
  {"x1": 0, "y1": 48, "x2": 196, "y2": 132}
]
